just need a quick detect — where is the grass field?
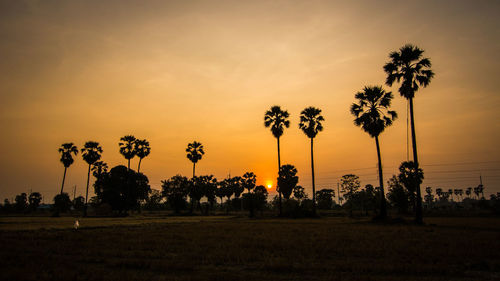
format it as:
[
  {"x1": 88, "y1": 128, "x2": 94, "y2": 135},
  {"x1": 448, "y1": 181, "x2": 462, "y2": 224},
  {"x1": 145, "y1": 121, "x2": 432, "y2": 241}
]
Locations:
[{"x1": 1, "y1": 215, "x2": 499, "y2": 280}]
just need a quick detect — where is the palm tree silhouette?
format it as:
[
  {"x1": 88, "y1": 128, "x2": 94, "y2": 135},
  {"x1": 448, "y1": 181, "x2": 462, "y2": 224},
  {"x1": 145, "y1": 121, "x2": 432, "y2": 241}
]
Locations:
[
  {"x1": 351, "y1": 86, "x2": 397, "y2": 219},
  {"x1": 264, "y1": 105, "x2": 290, "y2": 216},
  {"x1": 384, "y1": 44, "x2": 434, "y2": 224},
  {"x1": 91, "y1": 161, "x2": 108, "y2": 178},
  {"x1": 119, "y1": 135, "x2": 137, "y2": 171},
  {"x1": 298, "y1": 106, "x2": 324, "y2": 216},
  {"x1": 58, "y1": 143, "x2": 78, "y2": 195},
  {"x1": 81, "y1": 141, "x2": 103, "y2": 216},
  {"x1": 186, "y1": 141, "x2": 204, "y2": 178},
  {"x1": 135, "y1": 139, "x2": 151, "y2": 173}
]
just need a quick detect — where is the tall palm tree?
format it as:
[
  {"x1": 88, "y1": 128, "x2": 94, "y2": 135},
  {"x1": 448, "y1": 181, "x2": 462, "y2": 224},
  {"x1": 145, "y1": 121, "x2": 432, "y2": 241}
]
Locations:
[
  {"x1": 264, "y1": 105, "x2": 290, "y2": 216},
  {"x1": 81, "y1": 141, "x2": 103, "y2": 216},
  {"x1": 135, "y1": 139, "x2": 151, "y2": 173},
  {"x1": 58, "y1": 143, "x2": 78, "y2": 195},
  {"x1": 351, "y1": 86, "x2": 397, "y2": 219},
  {"x1": 91, "y1": 161, "x2": 108, "y2": 178},
  {"x1": 186, "y1": 141, "x2": 204, "y2": 178},
  {"x1": 119, "y1": 135, "x2": 137, "y2": 171},
  {"x1": 298, "y1": 106, "x2": 324, "y2": 216},
  {"x1": 384, "y1": 44, "x2": 434, "y2": 224}
]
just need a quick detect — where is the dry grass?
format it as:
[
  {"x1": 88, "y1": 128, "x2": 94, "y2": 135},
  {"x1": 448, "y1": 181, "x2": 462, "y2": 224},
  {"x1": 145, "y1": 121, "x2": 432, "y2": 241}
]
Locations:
[{"x1": 1, "y1": 216, "x2": 499, "y2": 280}]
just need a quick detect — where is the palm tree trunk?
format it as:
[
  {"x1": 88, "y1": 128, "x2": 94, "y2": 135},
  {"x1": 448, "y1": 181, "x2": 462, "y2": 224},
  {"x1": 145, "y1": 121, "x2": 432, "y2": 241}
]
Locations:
[
  {"x1": 277, "y1": 137, "x2": 282, "y2": 216},
  {"x1": 137, "y1": 158, "x2": 142, "y2": 173},
  {"x1": 310, "y1": 138, "x2": 316, "y2": 216},
  {"x1": 192, "y1": 163, "x2": 196, "y2": 178},
  {"x1": 375, "y1": 136, "x2": 387, "y2": 219},
  {"x1": 60, "y1": 167, "x2": 67, "y2": 195},
  {"x1": 127, "y1": 159, "x2": 130, "y2": 171},
  {"x1": 84, "y1": 164, "x2": 91, "y2": 217},
  {"x1": 409, "y1": 97, "x2": 423, "y2": 224}
]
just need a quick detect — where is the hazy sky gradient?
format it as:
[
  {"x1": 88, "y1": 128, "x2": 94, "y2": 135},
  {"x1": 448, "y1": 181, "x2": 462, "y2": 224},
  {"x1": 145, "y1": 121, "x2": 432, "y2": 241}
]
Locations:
[{"x1": 1, "y1": 0, "x2": 499, "y2": 201}]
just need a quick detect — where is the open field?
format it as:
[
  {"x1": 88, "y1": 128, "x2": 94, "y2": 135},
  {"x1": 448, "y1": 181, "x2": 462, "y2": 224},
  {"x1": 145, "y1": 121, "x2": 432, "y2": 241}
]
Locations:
[{"x1": 1, "y1": 216, "x2": 499, "y2": 281}]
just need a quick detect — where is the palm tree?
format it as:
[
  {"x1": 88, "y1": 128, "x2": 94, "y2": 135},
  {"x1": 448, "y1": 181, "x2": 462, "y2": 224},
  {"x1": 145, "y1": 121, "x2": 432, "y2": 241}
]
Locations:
[
  {"x1": 351, "y1": 86, "x2": 397, "y2": 219},
  {"x1": 91, "y1": 161, "x2": 108, "y2": 178},
  {"x1": 135, "y1": 139, "x2": 151, "y2": 173},
  {"x1": 119, "y1": 135, "x2": 137, "y2": 171},
  {"x1": 58, "y1": 143, "x2": 78, "y2": 195},
  {"x1": 186, "y1": 141, "x2": 204, "y2": 178},
  {"x1": 384, "y1": 44, "x2": 434, "y2": 224},
  {"x1": 264, "y1": 105, "x2": 290, "y2": 216},
  {"x1": 299, "y1": 106, "x2": 324, "y2": 216},
  {"x1": 81, "y1": 141, "x2": 103, "y2": 216}
]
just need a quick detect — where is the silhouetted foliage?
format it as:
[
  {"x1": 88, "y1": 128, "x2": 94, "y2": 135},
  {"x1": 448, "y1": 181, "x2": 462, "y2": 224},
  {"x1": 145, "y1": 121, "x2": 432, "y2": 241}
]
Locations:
[
  {"x1": 28, "y1": 192, "x2": 42, "y2": 211},
  {"x1": 264, "y1": 105, "x2": 290, "y2": 216},
  {"x1": 92, "y1": 161, "x2": 108, "y2": 178},
  {"x1": 316, "y1": 189, "x2": 335, "y2": 210},
  {"x1": 384, "y1": 44, "x2": 434, "y2": 224},
  {"x1": 242, "y1": 172, "x2": 257, "y2": 193},
  {"x1": 398, "y1": 161, "x2": 424, "y2": 212},
  {"x1": 119, "y1": 135, "x2": 137, "y2": 170},
  {"x1": 72, "y1": 196, "x2": 85, "y2": 212},
  {"x1": 58, "y1": 143, "x2": 78, "y2": 195},
  {"x1": 351, "y1": 86, "x2": 397, "y2": 219},
  {"x1": 277, "y1": 164, "x2": 299, "y2": 200},
  {"x1": 135, "y1": 139, "x2": 151, "y2": 173},
  {"x1": 143, "y1": 190, "x2": 164, "y2": 211},
  {"x1": 94, "y1": 165, "x2": 151, "y2": 214},
  {"x1": 293, "y1": 185, "x2": 307, "y2": 200},
  {"x1": 15, "y1": 193, "x2": 28, "y2": 212},
  {"x1": 186, "y1": 141, "x2": 204, "y2": 178},
  {"x1": 161, "y1": 175, "x2": 189, "y2": 214},
  {"x1": 340, "y1": 174, "x2": 360, "y2": 216},
  {"x1": 53, "y1": 193, "x2": 72, "y2": 214},
  {"x1": 299, "y1": 106, "x2": 324, "y2": 216},
  {"x1": 81, "y1": 141, "x2": 103, "y2": 216},
  {"x1": 387, "y1": 176, "x2": 410, "y2": 214}
]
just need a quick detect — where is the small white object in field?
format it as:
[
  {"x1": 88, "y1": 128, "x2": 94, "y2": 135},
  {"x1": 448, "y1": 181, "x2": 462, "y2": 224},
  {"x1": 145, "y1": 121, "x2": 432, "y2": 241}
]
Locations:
[{"x1": 74, "y1": 219, "x2": 79, "y2": 230}]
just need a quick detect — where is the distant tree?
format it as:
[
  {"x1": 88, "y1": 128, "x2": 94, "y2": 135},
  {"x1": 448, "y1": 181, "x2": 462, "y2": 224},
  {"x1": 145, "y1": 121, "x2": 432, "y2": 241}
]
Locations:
[
  {"x1": 58, "y1": 143, "x2": 78, "y2": 194},
  {"x1": 465, "y1": 187, "x2": 472, "y2": 199},
  {"x1": 94, "y1": 165, "x2": 151, "y2": 213},
  {"x1": 253, "y1": 185, "x2": 269, "y2": 213},
  {"x1": 457, "y1": 189, "x2": 464, "y2": 201},
  {"x1": 398, "y1": 161, "x2": 424, "y2": 212},
  {"x1": 215, "y1": 183, "x2": 226, "y2": 205},
  {"x1": 92, "y1": 161, "x2": 108, "y2": 178},
  {"x1": 264, "y1": 105, "x2": 290, "y2": 216},
  {"x1": 340, "y1": 174, "x2": 361, "y2": 216},
  {"x1": 277, "y1": 164, "x2": 299, "y2": 200},
  {"x1": 435, "y1": 188, "x2": 444, "y2": 201},
  {"x1": 135, "y1": 139, "x2": 151, "y2": 173},
  {"x1": 387, "y1": 176, "x2": 410, "y2": 214},
  {"x1": 28, "y1": 192, "x2": 42, "y2": 211},
  {"x1": 241, "y1": 172, "x2": 257, "y2": 193},
  {"x1": 299, "y1": 106, "x2": 324, "y2": 216},
  {"x1": 477, "y1": 184, "x2": 485, "y2": 199},
  {"x1": 351, "y1": 86, "x2": 397, "y2": 219},
  {"x1": 15, "y1": 193, "x2": 28, "y2": 212},
  {"x1": 119, "y1": 135, "x2": 137, "y2": 171},
  {"x1": 384, "y1": 44, "x2": 434, "y2": 224},
  {"x1": 186, "y1": 141, "x2": 204, "y2": 178},
  {"x1": 424, "y1": 187, "x2": 434, "y2": 206},
  {"x1": 316, "y1": 189, "x2": 335, "y2": 210},
  {"x1": 143, "y1": 190, "x2": 164, "y2": 211},
  {"x1": 53, "y1": 193, "x2": 72, "y2": 214},
  {"x1": 161, "y1": 175, "x2": 189, "y2": 214},
  {"x1": 229, "y1": 176, "x2": 244, "y2": 199},
  {"x1": 293, "y1": 185, "x2": 307, "y2": 201},
  {"x1": 81, "y1": 141, "x2": 103, "y2": 216},
  {"x1": 72, "y1": 196, "x2": 85, "y2": 211},
  {"x1": 219, "y1": 178, "x2": 235, "y2": 213}
]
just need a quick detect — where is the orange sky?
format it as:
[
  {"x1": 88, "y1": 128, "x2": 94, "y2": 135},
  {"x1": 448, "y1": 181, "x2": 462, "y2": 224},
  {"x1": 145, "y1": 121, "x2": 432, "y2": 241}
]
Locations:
[{"x1": 1, "y1": 0, "x2": 499, "y2": 201}]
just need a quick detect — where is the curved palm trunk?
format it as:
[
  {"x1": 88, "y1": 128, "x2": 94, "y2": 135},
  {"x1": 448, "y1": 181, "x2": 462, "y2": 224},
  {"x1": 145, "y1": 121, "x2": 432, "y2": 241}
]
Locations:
[
  {"x1": 310, "y1": 138, "x2": 316, "y2": 216},
  {"x1": 137, "y1": 158, "x2": 143, "y2": 173},
  {"x1": 409, "y1": 97, "x2": 423, "y2": 224},
  {"x1": 84, "y1": 164, "x2": 91, "y2": 217},
  {"x1": 277, "y1": 137, "x2": 282, "y2": 216},
  {"x1": 375, "y1": 136, "x2": 387, "y2": 218},
  {"x1": 60, "y1": 167, "x2": 67, "y2": 195}
]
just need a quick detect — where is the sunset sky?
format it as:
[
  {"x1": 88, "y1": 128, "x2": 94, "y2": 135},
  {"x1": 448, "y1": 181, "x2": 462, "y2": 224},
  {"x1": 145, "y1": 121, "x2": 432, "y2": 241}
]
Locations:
[{"x1": 0, "y1": 0, "x2": 499, "y2": 202}]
